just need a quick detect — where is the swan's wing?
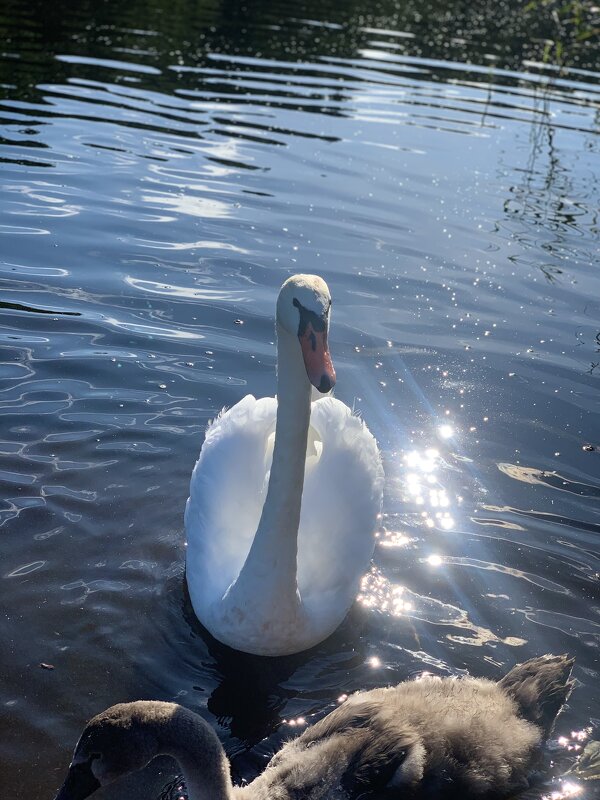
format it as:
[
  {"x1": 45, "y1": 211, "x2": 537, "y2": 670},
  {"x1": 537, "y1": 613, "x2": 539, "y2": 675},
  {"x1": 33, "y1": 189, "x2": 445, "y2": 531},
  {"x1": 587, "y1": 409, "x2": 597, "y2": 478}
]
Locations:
[
  {"x1": 298, "y1": 397, "x2": 384, "y2": 629},
  {"x1": 184, "y1": 395, "x2": 277, "y2": 611}
]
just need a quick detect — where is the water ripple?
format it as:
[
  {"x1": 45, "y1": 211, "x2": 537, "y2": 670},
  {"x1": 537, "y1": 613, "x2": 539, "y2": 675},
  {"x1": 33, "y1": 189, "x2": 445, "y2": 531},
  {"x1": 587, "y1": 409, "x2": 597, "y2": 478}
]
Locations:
[{"x1": 1, "y1": 2, "x2": 599, "y2": 797}]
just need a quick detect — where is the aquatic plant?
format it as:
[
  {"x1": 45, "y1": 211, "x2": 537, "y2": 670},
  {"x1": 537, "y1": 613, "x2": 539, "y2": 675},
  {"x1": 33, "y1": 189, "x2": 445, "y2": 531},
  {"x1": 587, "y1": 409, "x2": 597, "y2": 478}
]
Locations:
[{"x1": 524, "y1": 0, "x2": 599, "y2": 64}]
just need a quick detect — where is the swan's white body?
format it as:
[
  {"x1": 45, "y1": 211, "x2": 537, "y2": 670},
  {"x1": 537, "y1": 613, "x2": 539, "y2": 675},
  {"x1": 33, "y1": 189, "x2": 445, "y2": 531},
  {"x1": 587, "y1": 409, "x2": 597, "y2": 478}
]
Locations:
[{"x1": 185, "y1": 275, "x2": 383, "y2": 656}]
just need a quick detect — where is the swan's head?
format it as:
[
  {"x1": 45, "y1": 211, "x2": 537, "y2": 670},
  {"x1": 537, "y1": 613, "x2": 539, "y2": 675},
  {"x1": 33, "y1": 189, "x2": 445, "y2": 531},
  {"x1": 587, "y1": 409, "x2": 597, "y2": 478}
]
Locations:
[
  {"x1": 276, "y1": 273, "x2": 336, "y2": 393},
  {"x1": 53, "y1": 702, "x2": 163, "y2": 800}
]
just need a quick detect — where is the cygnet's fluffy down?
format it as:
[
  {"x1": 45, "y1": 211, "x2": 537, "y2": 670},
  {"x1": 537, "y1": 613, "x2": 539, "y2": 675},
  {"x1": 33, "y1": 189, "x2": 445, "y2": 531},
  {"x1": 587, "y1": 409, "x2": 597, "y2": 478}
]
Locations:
[
  {"x1": 263, "y1": 654, "x2": 574, "y2": 798},
  {"x1": 53, "y1": 655, "x2": 574, "y2": 800}
]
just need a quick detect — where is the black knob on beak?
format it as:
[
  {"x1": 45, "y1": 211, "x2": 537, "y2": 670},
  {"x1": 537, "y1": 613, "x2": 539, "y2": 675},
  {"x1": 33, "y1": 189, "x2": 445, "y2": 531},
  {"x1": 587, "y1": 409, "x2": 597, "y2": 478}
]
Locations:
[{"x1": 318, "y1": 374, "x2": 332, "y2": 393}]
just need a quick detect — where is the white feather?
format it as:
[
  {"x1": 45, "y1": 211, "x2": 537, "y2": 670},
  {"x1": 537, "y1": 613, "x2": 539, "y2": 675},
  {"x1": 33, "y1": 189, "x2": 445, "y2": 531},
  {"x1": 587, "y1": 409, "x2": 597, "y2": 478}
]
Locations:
[
  {"x1": 185, "y1": 394, "x2": 383, "y2": 654},
  {"x1": 184, "y1": 275, "x2": 384, "y2": 655}
]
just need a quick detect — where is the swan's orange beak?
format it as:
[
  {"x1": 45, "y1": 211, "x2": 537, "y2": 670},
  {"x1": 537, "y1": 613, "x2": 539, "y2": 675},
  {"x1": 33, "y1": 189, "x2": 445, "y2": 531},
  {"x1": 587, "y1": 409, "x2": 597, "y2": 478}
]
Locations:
[{"x1": 299, "y1": 325, "x2": 336, "y2": 393}]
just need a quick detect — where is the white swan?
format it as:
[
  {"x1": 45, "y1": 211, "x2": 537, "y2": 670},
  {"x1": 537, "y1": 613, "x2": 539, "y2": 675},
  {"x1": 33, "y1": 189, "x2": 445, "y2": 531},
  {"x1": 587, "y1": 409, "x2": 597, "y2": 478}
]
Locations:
[
  {"x1": 184, "y1": 274, "x2": 384, "y2": 656},
  {"x1": 53, "y1": 655, "x2": 575, "y2": 800}
]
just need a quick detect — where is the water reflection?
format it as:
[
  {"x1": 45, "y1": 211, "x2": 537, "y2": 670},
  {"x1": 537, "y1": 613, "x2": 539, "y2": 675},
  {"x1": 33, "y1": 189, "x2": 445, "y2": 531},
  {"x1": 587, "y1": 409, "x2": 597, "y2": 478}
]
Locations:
[
  {"x1": 1, "y1": 1, "x2": 600, "y2": 798},
  {"x1": 359, "y1": 566, "x2": 528, "y2": 648},
  {"x1": 543, "y1": 782, "x2": 583, "y2": 800}
]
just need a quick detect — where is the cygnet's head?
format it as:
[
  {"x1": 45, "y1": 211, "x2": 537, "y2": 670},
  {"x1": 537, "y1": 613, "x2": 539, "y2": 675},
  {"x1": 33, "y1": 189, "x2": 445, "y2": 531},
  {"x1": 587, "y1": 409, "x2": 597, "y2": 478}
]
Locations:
[
  {"x1": 53, "y1": 702, "x2": 164, "y2": 800},
  {"x1": 276, "y1": 274, "x2": 336, "y2": 393}
]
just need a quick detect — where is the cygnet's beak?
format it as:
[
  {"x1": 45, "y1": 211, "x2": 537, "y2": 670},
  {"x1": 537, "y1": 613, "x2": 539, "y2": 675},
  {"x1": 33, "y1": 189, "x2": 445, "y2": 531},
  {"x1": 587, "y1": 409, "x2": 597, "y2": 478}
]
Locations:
[
  {"x1": 299, "y1": 323, "x2": 336, "y2": 393},
  {"x1": 54, "y1": 761, "x2": 101, "y2": 800}
]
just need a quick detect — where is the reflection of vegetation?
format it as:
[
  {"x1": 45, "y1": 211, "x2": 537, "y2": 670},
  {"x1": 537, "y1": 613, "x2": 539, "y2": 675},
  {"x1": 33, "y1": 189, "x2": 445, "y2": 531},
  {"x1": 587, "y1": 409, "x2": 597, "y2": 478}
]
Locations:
[
  {"x1": 499, "y1": 62, "x2": 598, "y2": 376},
  {"x1": 503, "y1": 67, "x2": 598, "y2": 274},
  {"x1": 2, "y1": 0, "x2": 600, "y2": 105},
  {"x1": 524, "y1": 0, "x2": 599, "y2": 64},
  {"x1": 503, "y1": 87, "x2": 575, "y2": 273}
]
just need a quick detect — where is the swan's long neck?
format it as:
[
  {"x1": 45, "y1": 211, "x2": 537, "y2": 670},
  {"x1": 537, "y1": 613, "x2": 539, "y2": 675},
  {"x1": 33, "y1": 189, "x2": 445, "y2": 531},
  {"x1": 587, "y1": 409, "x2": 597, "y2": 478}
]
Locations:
[
  {"x1": 253, "y1": 322, "x2": 312, "y2": 577},
  {"x1": 224, "y1": 322, "x2": 311, "y2": 616},
  {"x1": 155, "y1": 705, "x2": 234, "y2": 800}
]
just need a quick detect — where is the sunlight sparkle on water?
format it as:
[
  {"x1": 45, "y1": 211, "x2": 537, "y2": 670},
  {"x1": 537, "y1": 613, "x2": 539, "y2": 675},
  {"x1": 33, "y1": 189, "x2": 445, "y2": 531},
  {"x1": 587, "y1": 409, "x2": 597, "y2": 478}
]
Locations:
[
  {"x1": 543, "y1": 781, "x2": 582, "y2": 800},
  {"x1": 438, "y1": 424, "x2": 454, "y2": 439},
  {"x1": 380, "y1": 530, "x2": 412, "y2": 548},
  {"x1": 405, "y1": 449, "x2": 439, "y2": 472},
  {"x1": 285, "y1": 717, "x2": 307, "y2": 727},
  {"x1": 358, "y1": 570, "x2": 414, "y2": 615},
  {"x1": 556, "y1": 729, "x2": 590, "y2": 752},
  {"x1": 427, "y1": 554, "x2": 443, "y2": 567},
  {"x1": 571, "y1": 730, "x2": 589, "y2": 741},
  {"x1": 403, "y1": 448, "x2": 455, "y2": 531}
]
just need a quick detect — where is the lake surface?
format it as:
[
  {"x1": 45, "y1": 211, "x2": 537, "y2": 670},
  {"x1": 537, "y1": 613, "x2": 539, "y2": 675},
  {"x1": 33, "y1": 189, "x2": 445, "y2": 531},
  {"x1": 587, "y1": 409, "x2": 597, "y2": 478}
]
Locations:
[{"x1": 1, "y1": 1, "x2": 599, "y2": 798}]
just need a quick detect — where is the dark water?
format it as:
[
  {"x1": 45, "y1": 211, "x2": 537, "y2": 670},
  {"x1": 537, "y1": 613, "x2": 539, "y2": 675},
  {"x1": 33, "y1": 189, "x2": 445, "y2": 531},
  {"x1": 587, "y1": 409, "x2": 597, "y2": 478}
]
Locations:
[{"x1": 1, "y1": 1, "x2": 599, "y2": 798}]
